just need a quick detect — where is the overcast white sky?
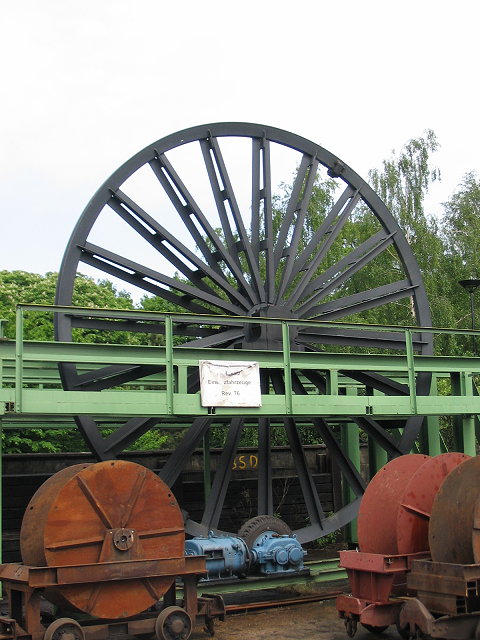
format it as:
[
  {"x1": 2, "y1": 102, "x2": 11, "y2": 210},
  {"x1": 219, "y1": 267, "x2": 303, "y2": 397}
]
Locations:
[{"x1": 1, "y1": 0, "x2": 478, "y2": 278}]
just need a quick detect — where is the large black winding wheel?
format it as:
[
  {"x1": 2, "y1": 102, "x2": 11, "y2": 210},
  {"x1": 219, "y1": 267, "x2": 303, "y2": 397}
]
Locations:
[{"x1": 55, "y1": 123, "x2": 432, "y2": 543}]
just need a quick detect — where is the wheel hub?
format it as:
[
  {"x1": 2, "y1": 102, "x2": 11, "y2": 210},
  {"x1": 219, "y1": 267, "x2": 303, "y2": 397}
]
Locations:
[{"x1": 243, "y1": 306, "x2": 299, "y2": 349}]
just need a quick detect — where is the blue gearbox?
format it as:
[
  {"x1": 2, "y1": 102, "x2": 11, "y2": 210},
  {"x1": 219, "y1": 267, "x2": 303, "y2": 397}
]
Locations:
[
  {"x1": 249, "y1": 529, "x2": 305, "y2": 574},
  {"x1": 185, "y1": 527, "x2": 305, "y2": 579}
]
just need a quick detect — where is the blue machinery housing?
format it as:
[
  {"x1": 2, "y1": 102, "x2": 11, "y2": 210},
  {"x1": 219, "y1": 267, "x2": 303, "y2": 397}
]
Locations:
[{"x1": 185, "y1": 531, "x2": 306, "y2": 579}]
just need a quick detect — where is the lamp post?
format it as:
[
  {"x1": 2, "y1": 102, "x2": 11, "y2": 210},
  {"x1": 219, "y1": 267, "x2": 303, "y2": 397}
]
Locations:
[{"x1": 459, "y1": 279, "x2": 480, "y2": 355}]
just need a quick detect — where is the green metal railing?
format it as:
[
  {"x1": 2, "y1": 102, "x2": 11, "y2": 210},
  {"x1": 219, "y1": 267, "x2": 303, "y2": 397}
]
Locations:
[{"x1": 1, "y1": 304, "x2": 480, "y2": 424}]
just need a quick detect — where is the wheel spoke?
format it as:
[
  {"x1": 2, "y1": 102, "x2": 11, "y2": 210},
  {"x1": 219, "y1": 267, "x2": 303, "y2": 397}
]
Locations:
[
  {"x1": 200, "y1": 139, "x2": 239, "y2": 263},
  {"x1": 298, "y1": 230, "x2": 395, "y2": 301},
  {"x1": 302, "y1": 280, "x2": 417, "y2": 320},
  {"x1": 187, "y1": 368, "x2": 200, "y2": 393},
  {"x1": 353, "y1": 416, "x2": 403, "y2": 457},
  {"x1": 283, "y1": 416, "x2": 326, "y2": 527},
  {"x1": 263, "y1": 139, "x2": 275, "y2": 304},
  {"x1": 287, "y1": 184, "x2": 356, "y2": 279},
  {"x1": 179, "y1": 327, "x2": 245, "y2": 349},
  {"x1": 398, "y1": 416, "x2": 426, "y2": 453},
  {"x1": 200, "y1": 136, "x2": 265, "y2": 300},
  {"x1": 102, "y1": 417, "x2": 160, "y2": 458},
  {"x1": 296, "y1": 327, "x2": 427, "y2": 351},
  {"x1": 201, "y1": 417, "x2": 244, "y2": 531},
  {"x1": 148, "y1": 155, "x2": 226, "y2": 276},
  {"x1": 252, "y1": 137, "x2": 275, "y2": 303},
  {"x1": 273, "y1": 154, "x2": 313, "y2": 268},
  {"x1": 257, "y1": 371, "x2": 273, "y2": 514},
  {"x1": 284, "y1": 188, "x2": 361, "y2": 308},
  {"x1": 295, "y1": 233, "x2": 397, "y2": 315},
  {"x1": 159, "y1": 417, "x2": 212, "y2": 487},
  {"x1": 150, "y1": 153, "x2": 258, "y2": 305},
  {"x1": 299, "y1": 369, "x2": 327, "y2": 394},
  {"x1": 80, "y1": 242, "x2": 244, "y2": 315},
  {"x1": 69, "y1": 364, "x2": 163, "y2": 391},
  {"x1": 312, "y1": 418, "x2": 366, "y2": 496},
  {"x1": 295, "y1": 498, "x2": 362, "y2": 543},
  {"x1": 70, "y1": 316, "x2": 216, "y2": 339},
  {"x1": 110, "y1": 189, "x2": 252, "y2": 310},
  {"x1": 270, "y1": 371, "x2": 325, "y2": 527},
  {"x1": 71, "y1": 416, "x2": 112, "y2": 461},
  {"x1": 79, "y1": 251, "x2": 214, "y2": 314},
  {"x1": 109, "y1": 192, "x2": 249, "y2": 309},
  {"x1": 292, "y1": 372, "x2": 365, "y2": 501},
  {"x1": 275, "y1": 156, "x2": 319, "y2": 301},
  {"x1": 251, "y1": 138, "x2": 262, "y2": 271},
  {"x1": 339, "y1": 371, "x2": 409, "y2": 396},
  {"x1": 280, "y1": 185, "x2": 355, "y2": 287}
]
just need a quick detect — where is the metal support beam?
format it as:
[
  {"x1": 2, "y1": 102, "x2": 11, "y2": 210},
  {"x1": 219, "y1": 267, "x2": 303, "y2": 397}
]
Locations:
[{"x1": 341, "y1": 387, "x2": 361, "y2": 544}]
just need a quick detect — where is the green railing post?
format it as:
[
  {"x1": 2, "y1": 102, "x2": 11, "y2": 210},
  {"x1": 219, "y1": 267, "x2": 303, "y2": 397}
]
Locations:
[
  {"x1": 462, "y1": 371, "x2": 475, "y2": 456},
  {"x1": 421, "y1": 374, "x2": 442, "y2": 456},
  {"x1": 15, "y1": 307, "x2": 24, "y2": 413},
  {"x1": 282, "y1": 321, "x2": 293, "y2": 414},
  {"x1": 368, "y1": 438, "x2": 388, "y2": 477},
  {"x1": 326, "y1": 370, "x2": 339, "y2": 396},
  {"x1": 341, "y1": 387, "x2": 360, "y2": 544},
  {"x1": 405, "y1": 329, "x2": 417, "y2": 415},
  {"x1": 451, "y1": 371, "x2": 476, "y2": 455},
  {"x1": 165, "y1": 315, "x2": 174, "y2": 415},
  {"x1": 368, "y1": 385, "x2": 388, "y2": 474}
]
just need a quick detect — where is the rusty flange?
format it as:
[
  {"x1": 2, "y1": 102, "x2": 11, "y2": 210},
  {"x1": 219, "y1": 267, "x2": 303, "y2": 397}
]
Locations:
[
  {"x1": 20, "y1": 461, "x2": 185, "y2": 619},
  {"x1": 429, "y1": 455, "x2": 480, "y2": 564},
  {"x1": 358, "y1": 454, "x2": 429, "y2": 554},
  {"x1": 396, "y1": 452, "x2": 470, "y2": 554},
  {"x1": 358, "y1": 453, "x2": 470, "y2": 555}
]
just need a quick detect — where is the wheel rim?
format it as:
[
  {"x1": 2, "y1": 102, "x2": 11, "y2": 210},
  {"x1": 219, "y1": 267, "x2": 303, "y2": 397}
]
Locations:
[
  {"x1": 44, "y1": 618, "x2": 84, "y2": 640},
  {"x1": 55, "y1": 123, "x2": 432, "y2": 543},
  {"x1": 156, "y1": 606, "x2": 192, "y2": 640}
]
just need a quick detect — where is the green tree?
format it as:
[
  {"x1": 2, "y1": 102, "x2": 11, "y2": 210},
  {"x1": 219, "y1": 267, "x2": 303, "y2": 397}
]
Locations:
[
  {"x1": 442, "y1": 172, "x2": 480, "y2": 279},
  {"x1": 369, "y1": 130, "x2": 440, "y2": 243},
  {"x1": 0, "y1": 270, "x2": 136, "y2": 342},
  {"x1": 0, "y1": 270, "x2": 143, "y2": 453},
  {"x1": 366, "y1": 130, "x2": 448, "y2": 328},
  {"x1": 441, "y1": 172, "x2": 480, "y2": 340}
]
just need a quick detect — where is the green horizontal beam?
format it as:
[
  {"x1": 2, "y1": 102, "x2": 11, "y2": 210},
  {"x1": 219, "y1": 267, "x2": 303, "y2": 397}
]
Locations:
[
  {"x1": 2, "y1": 387, "x2": 480, "y2": 419},
  {"x1": 2, "y1": 340, "x2": 480, "y2": 374}
]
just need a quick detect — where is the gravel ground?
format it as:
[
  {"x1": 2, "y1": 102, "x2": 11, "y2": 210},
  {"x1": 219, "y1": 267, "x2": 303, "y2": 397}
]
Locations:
[{"x1": 192, "y1": 599, "x2": 400, "y2": 640}]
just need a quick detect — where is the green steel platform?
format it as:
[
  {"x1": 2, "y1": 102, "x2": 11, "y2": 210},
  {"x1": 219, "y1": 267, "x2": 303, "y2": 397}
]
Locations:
[{"x1": 1, "y1": 305, "x2": 479, "y2": 446}]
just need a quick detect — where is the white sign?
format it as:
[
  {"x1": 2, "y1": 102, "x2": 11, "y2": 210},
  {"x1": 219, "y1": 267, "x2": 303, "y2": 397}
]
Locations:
[{"x1": 199, "y1": 360, "x2": 262, "y2": 407}]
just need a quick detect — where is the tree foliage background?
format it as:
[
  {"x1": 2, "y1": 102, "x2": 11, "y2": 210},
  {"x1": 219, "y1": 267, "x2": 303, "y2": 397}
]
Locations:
[{"x1": 1, "y1": 131, "x2": 479, "y2": 453}]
